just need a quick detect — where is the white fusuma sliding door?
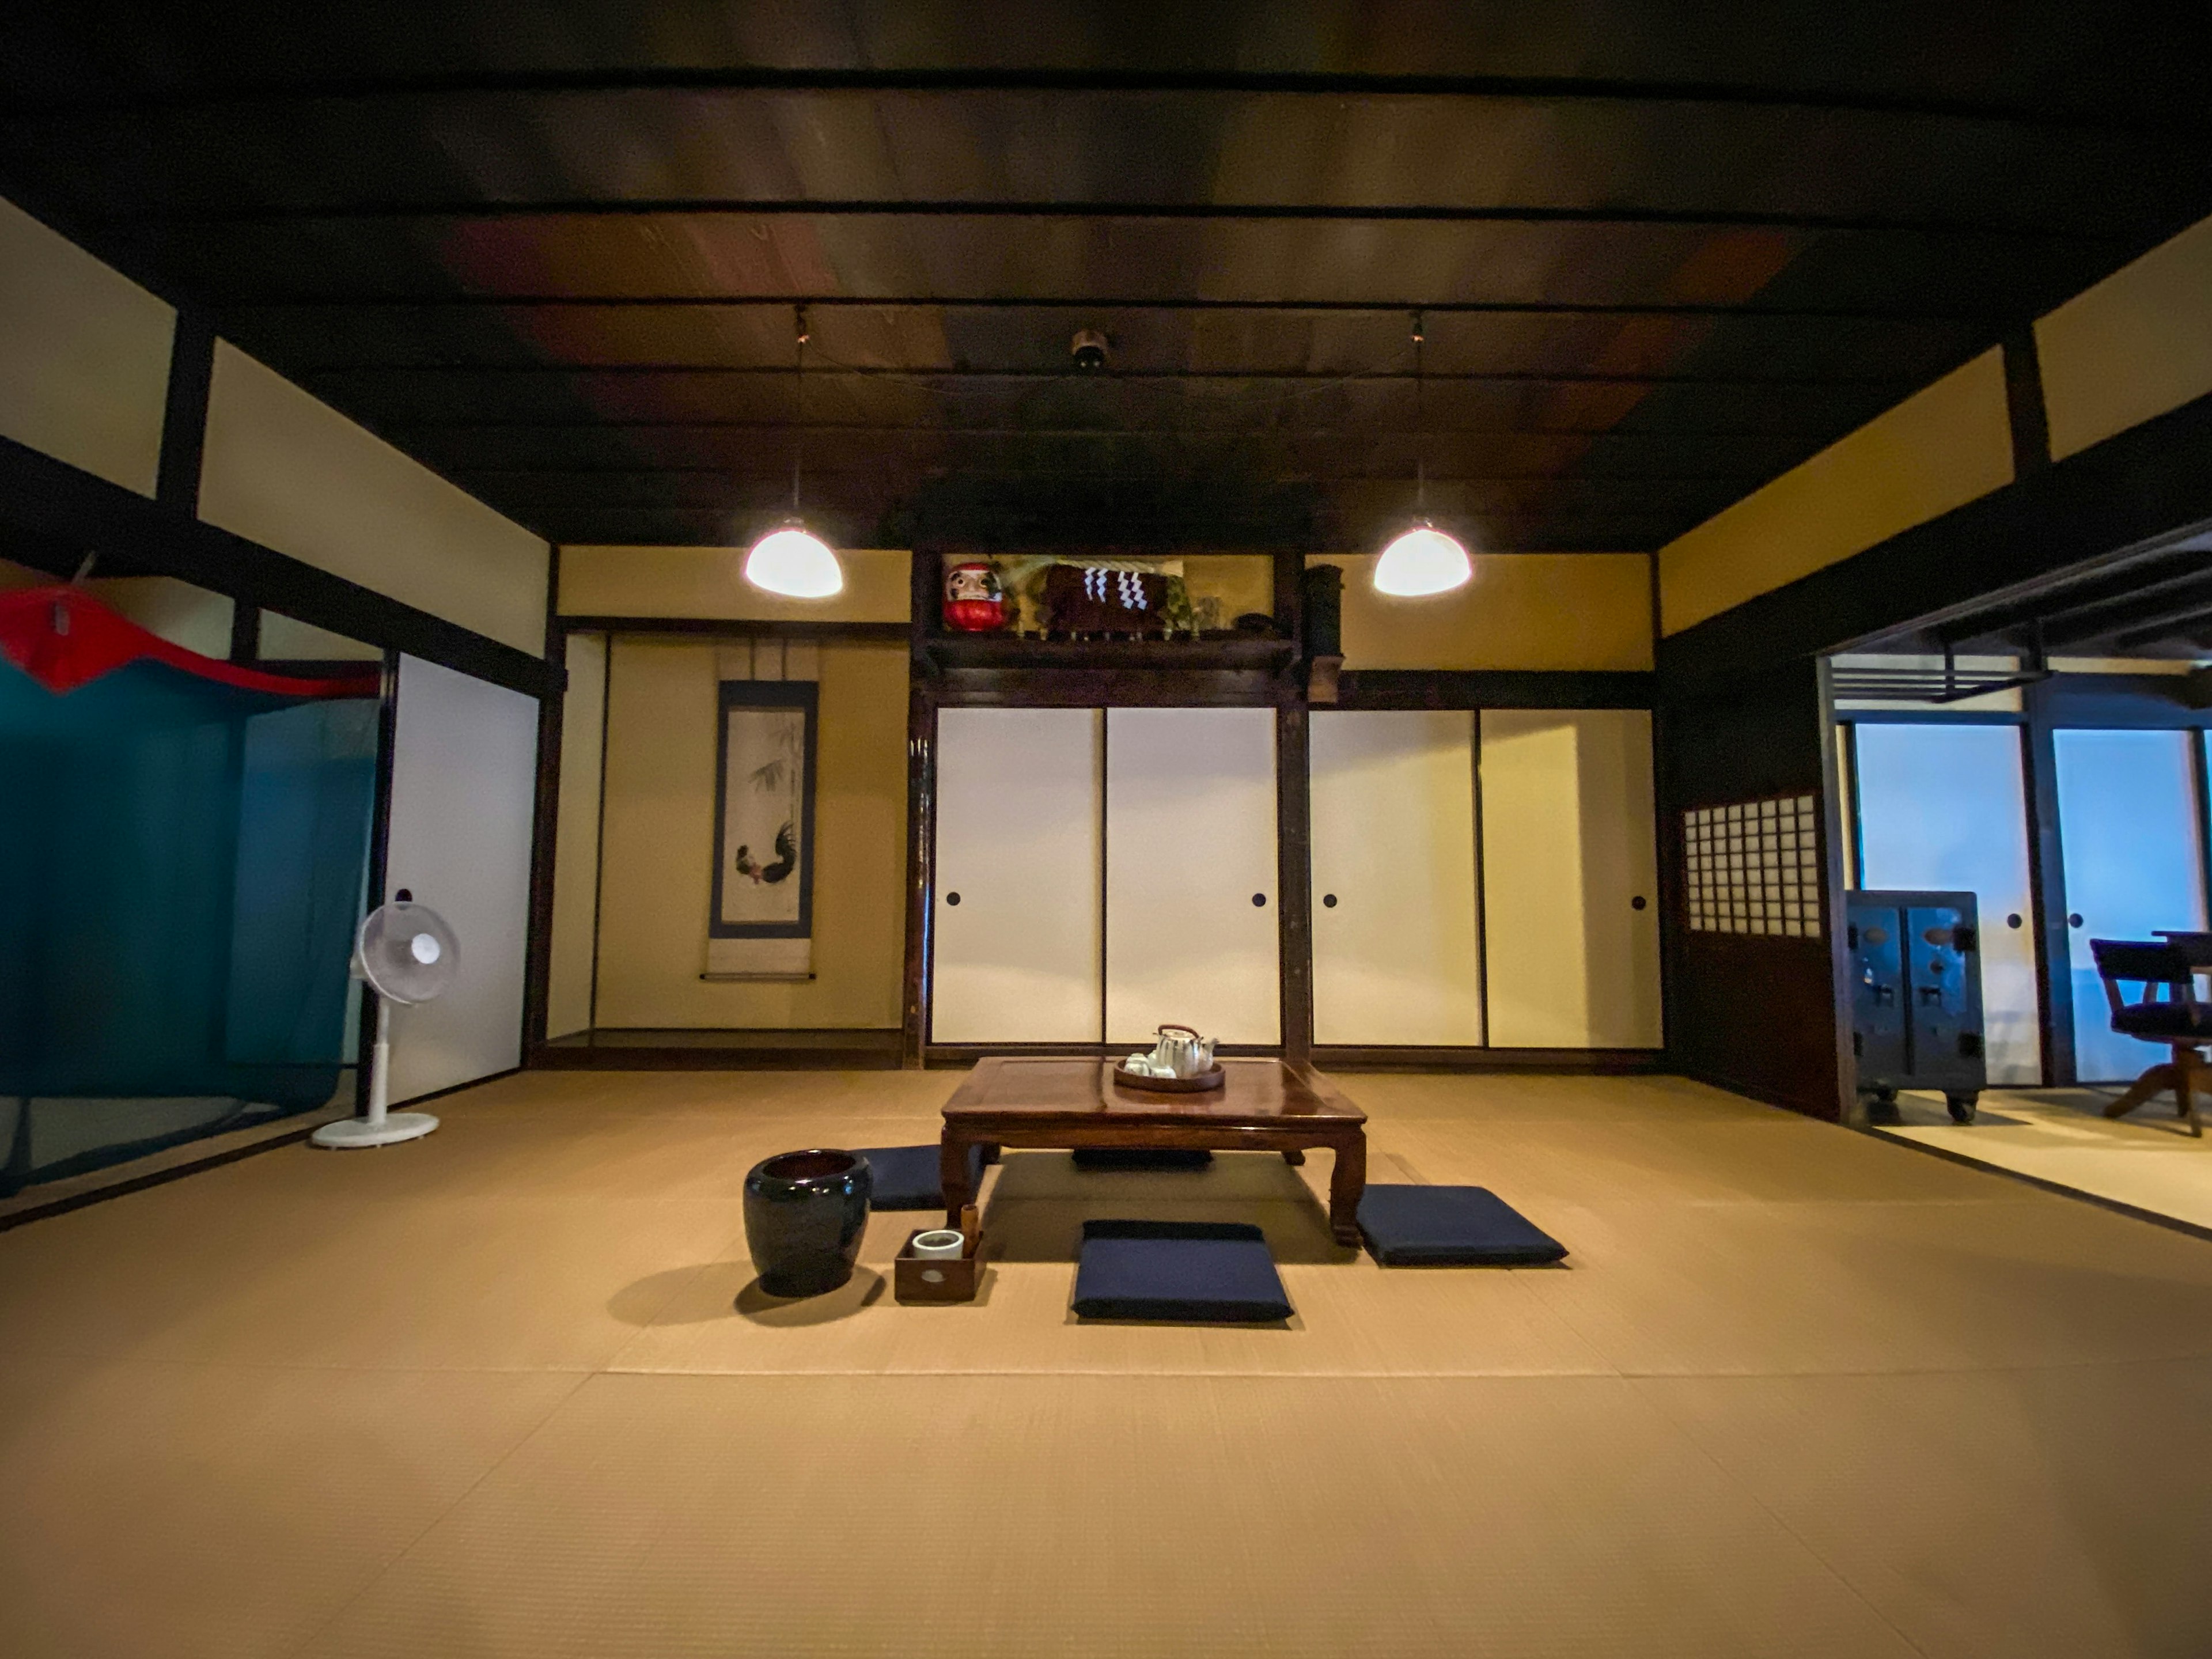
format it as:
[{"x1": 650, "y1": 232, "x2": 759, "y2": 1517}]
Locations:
[
  {"x1": 1480, "y1": 709, "x2": 1663, "y2": 1050},
  {"x1": 930, "y1": 707, "x2": 1104, "y2": 1043},
  {"x1": 2053, "y1": 728, "x2": 2209, "y2": 1081},
  {"x1": 1105, "y1": 707, "x2": 1281, "y2": 1045},
  {"x1": 1309, "y1": 710, "x2": 1483, "y2": 1046},
  {"x1": 1851, "y1": 721, "x2": 2041, "y2": 1084}
]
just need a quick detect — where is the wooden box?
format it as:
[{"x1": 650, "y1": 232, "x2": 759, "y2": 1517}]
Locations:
[{"x1": 894, "y1": 1206, "x2": 984, "y2": 1304}]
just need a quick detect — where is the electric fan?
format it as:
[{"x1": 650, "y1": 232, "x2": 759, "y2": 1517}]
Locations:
[{"x1": 312, "y1": 891, "x2": 459, "y2": 1149}]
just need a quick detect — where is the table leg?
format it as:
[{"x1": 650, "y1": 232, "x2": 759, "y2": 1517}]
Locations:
[
  {"x1": 940, "y1": 1133, "x2": 978, "y2": 1229},
  {"x1": 1326, "y1": 1131, "x2": 1366, "y2": 1247}
]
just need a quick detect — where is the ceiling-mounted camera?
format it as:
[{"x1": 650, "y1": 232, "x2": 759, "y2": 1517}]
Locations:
[{"x1": 1070, "y1": 328, "x2": 1110, "y2": 371}]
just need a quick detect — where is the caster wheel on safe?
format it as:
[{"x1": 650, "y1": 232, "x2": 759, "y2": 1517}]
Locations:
[
  {"x1": 1862, "y1": 1090, "x2": 1903, "y2": 1127},
  {"x1": 1946, "y1": 1094, "x2": 1979, "y2": 1125}
]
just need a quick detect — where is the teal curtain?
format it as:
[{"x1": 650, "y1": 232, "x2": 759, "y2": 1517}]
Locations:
[{"x1": 0, "y1": 657, "x2": 376, "y2": 1191}]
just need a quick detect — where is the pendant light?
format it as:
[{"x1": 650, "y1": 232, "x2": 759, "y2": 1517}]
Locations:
[
  {"x1": 743, "y1": 304, "x2": 844, "y2": 599},
  {"x1": 1372, "y1": 310, "x2": 1473, "y2": 598}
]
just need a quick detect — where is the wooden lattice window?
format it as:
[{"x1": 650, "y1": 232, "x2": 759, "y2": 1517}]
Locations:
[{"x1": 1684, "y1": 794, "x2": 1823, "y2": 938}]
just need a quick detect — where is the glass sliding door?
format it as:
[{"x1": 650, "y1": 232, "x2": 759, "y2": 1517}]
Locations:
[
  {"x1": 2052, "y1": 728, "x2": 2209, "y2": 1081},
  {"x1": 1850, "y1": 722, "x2": 2041, "y2": 1084}
]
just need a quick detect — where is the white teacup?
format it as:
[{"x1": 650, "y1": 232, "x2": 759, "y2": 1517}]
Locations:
[{"x1": 910, "y1": 1229, "x2": 965, "y2": 1259}]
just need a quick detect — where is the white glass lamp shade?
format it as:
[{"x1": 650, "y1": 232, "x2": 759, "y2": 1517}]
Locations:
[
  {"x1": 1372, "y1": 524, "x2": 1473, "y2": 597},
  {"x1": 742, "y1": 524, "x2": 844, "y2": 599}
]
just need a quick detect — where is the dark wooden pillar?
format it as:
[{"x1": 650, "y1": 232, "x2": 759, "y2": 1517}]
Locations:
[
  {"x1": 520, "y1": 551, "x2": 566, "y2": 1057},
  {"x1": 1657, "y1": 655, "x2": 1849, "y2": 1119},
  {"x1": 1276, "y1": 700, "x2": 1313, "y2": 1066},
  {"x1": 2020, "y1": 678, "x2": 2076, "y2": 1085}
]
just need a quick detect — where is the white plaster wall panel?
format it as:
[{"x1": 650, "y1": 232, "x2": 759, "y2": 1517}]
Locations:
[{"x1": 381, "y1": 657, "x2": 539, "y2": 1101}]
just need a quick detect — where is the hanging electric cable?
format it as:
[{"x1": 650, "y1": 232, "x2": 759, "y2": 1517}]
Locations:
[
  {"x1": 742, "y1": 303, "x2": 844, "y2": 599},
  {"x1": 1372, "y1": 309, "x2": 1474, "y2": 597}
]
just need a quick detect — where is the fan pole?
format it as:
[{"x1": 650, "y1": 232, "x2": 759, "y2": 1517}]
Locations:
[{"x1": 365, "y1": 996, "x2": 393, "y2": 1128}]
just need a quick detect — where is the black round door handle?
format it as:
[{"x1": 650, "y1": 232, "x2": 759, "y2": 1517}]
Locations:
[
  {"x1": 1631, "y1": 896, "x2": 1647, "y2": 911},
  {"x1": 2007, "y1": 914, "x2": 2024, "y2": 928},
  {"x1": 1322, "y1": 893, "x2": 1338, "y2": 908},
  {"x1": 2068, "y1": 913, "x2": 2084, "y2": 927},
  {"x1": 945, "y1": 892, "x2": 961, "y2": 906},
  {"x1": 1252, "y1": 893, "x2": 1267, "y2": 907}
]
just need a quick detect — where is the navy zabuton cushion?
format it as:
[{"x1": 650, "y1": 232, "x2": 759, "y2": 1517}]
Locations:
[
  {"x1": 1355, "y1": 1185, "x2": 1566, "y2": 1266},
  {"x1": 1071, "y1": 1147, "x2": 1214, "y2": 1171},
  {"x1": 853, "y1": 1143, "x2": 986, "y2": 1211},
  {"x1": 1071, "y1": 1220, "x2": 1292, "y2": 1323}
]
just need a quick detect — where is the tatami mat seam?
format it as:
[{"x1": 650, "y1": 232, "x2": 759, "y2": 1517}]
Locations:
[{"x1": 272, "y1": 1365, "x2": 600, "y2": 1659}]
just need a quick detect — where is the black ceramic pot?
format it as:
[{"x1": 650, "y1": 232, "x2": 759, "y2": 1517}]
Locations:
[{"x1": 743, "y1": 1149, "x2": 873, "y2": 1297}]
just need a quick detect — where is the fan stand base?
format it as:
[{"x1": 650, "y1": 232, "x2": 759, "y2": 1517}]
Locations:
[{"x1": 311, "y1": 1112, "x2": 440, "y2": 1149}]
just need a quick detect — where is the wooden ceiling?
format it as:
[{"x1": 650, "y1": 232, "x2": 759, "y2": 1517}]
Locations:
[{"x1": 4, "y1": 3, "x2": 2211, "y2": 553}]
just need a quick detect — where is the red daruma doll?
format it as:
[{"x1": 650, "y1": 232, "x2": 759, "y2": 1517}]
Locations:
[{"x1": 942, "y1": 560, "x2": 1007, "y2": 631}]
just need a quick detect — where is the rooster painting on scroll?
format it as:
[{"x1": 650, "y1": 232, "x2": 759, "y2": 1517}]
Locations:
[{"x1": 707, "y1": 677, "x2": 818, "y2": 978}]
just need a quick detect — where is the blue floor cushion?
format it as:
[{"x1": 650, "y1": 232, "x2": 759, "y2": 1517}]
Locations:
[
  {"x1": 1356, "y1": 1185, "x2": 1567, "y2": 1266},
  {"x1": 1071, "y1": 1220, "x2": 1293, "y2": 1323},
  {"x1": 853, "y1": 1143, "x2": 986, "y2": 1211},
  {"x1": 1070, "y1": 1147, "x2": 1214, "y2": 1171}
]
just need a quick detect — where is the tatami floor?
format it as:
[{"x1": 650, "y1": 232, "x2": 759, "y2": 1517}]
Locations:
[
  {"x1": 2, "y1": 1069, "x2": 2210, "y2": 1658},
  {"x1": 1878, "y1": 1086, "x2": 2212, "y2": 1234}
]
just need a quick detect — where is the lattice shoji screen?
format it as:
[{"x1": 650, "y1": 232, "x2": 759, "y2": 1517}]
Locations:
[{"x1": 1684, "y1": 794, "x2": 1823, "y2": 938}]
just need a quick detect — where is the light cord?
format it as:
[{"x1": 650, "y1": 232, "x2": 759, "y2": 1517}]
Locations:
[{"x1": 1412, "y1": 309, "x2": 1427, "y2": 516}]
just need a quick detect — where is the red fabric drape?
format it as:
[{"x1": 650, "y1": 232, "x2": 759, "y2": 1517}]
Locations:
[{"x1": 0, "y1": 586, "x2": 381, "y2": 698}]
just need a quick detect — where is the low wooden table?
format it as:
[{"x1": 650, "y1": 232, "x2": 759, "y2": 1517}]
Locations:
[{"x1": 940, "y1": 1057, "x2": 1369, "y2": 1245}]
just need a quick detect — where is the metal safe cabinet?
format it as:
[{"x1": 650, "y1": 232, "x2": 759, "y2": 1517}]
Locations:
[{"x1": 1847, "y1": 889, "x2": 1988, "y2": 1122}]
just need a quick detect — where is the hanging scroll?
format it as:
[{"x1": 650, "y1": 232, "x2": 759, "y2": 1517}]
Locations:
[{"x1": 706, "y1": 640, "x2": 818, "y2": 979}]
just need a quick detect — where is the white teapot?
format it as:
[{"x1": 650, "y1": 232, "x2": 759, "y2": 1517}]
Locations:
[{"x1": 1147, "y1": 1024, "x2": 1216, "y2": 1078}]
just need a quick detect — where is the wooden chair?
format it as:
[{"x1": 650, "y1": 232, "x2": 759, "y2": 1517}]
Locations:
[{"x1": 2091, "y1": 939, "x2": 2208, "y2": 1137}]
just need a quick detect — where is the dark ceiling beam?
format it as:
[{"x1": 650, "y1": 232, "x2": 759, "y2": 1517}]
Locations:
[
  {"x1": 447, "y1": 465, "x2": 1758, "y2": 482},
  {"x1": 87, "y1": 197, "x2": 2134, "y2": 238},
  {"x1": 297, "y1": 363, "x2": 1912, "y2": 386},
  {"x1": 10, "y1": 67, "x2": 2206, "y2": 139},
  {"x1": 540, "y1": 503, "x2": 1669, "y2": 525},
  {"x1": 1932, "y1": 555, "x2": 2212, "y2": 645},
  {"x1": 380, "y1": 416, "x2": 1834, "y2": 437},
  {"x1": 215, "y1": 293, "x2": 1994, "y2": 321},
  {"x1": 2115, "y1": 598, "x2": 2212, "y2": 650}
]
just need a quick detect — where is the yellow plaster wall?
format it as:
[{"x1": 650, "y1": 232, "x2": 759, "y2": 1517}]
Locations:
[
  {"x1": 0, "y1": 195, "x2": 174, "y2": 497},
  {"x1": 1318, "y1": 552, "x2": 1653, "y2": 671},
  {"x1": 1657, "y1": 350, "x2": 2013, "y2": 635},
  {"x1": 560, "y1": 546, "x2": 911, "y2": 622},
  {"x1": 198, "y1": 343, "x2": 550, "y2": 654},
  {"x1": 593, "y1": 637, "x2": 908, "y2": 1028},
  {"x1": 2037, "y1": 212, "x2": 2212, "y2": 462}
]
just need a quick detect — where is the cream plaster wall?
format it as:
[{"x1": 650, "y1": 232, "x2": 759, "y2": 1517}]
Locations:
[
  {"x1": 1657, "y1": 350, "x2": 2014, "y2": 636},
  {"x1": 258, "y1": 612, "x2": 382, "y2": 661},
  {"x1": 560, "y1": 546, "x2": 910, "y2": 622},
  {"x1": 0, "y1": 195, "x2": 173, "y2": 496},
  {"x1": 592, "y1": 637, "x2": 908, "y2": 1029},
  {"x1": 198, "y1": 343, "x2": 550, "y2": 654},
  {"x1": 1319, "y1": 552, "x2": 1652, "y2": 671},
  {"x1": 2037, "y1": 212, "x2": 2212, "y2": 461}
]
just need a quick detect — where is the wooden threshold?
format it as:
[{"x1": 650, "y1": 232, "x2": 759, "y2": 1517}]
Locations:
[
  {"x1": 532, "y1": 1028, "x2": 906, "y2": 1070},
  {"x1": 1312, "y1": 1045, "x2": 1666, "y2": 1073}
]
